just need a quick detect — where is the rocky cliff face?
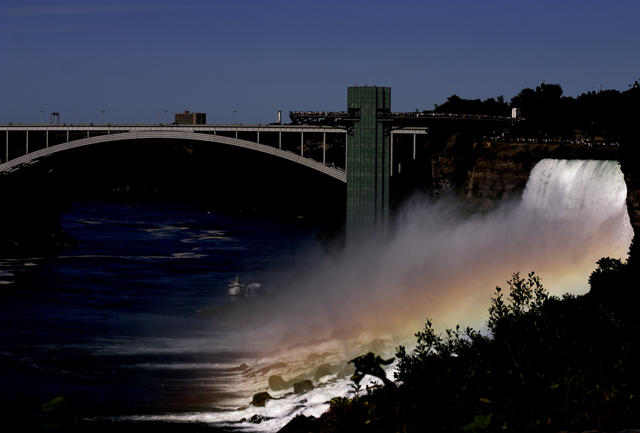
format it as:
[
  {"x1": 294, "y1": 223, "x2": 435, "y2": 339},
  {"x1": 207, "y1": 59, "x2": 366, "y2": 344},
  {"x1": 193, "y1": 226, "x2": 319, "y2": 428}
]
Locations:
[
  {"x1": 432, "y1": 142, "x2": 536, "y2": 206},
  {"x1": 618, "y1": 140, "x2": 640, "y2": 252},
  {"x1": 624, "y1": 174, "x2": 640, "y2": 237}
]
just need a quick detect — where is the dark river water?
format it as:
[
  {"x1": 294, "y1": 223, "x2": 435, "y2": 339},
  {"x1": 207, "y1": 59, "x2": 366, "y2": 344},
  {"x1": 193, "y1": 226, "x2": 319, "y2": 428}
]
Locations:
[{"x1": 0, "y1": 201, "x2": 323, "y2": 428}]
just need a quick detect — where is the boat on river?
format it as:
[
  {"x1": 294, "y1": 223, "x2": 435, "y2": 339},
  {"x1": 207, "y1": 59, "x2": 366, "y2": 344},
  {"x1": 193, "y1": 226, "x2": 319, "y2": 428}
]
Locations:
[
  {"x1": 228, "y1": 277, "x2": 247, "y2": 296},
  {"x1": 247, "y1": 283, "x2": 262, "y2": 293},
  {"x1": 228, "y1": 278, "x2": 265, "y2": 296}
]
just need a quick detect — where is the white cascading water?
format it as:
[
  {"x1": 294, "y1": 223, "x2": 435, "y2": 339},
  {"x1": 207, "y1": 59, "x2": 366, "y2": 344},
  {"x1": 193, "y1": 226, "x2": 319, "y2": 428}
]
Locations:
[
  {"x1": 123, "y1": 159, "x2": 633, "y2": 431},
  {"x1": 522, "y1": 159, "x2": 629, "y2": 230}
]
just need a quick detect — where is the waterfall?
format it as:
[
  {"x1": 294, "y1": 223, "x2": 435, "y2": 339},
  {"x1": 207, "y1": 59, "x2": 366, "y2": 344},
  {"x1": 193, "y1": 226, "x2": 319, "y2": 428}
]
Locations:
[
  {"x1": 516, "y1": 159, "x2": 632, "y2": 262},
  {"x1": 521, "y1": 159, "x2": 630, "y2": 229}
]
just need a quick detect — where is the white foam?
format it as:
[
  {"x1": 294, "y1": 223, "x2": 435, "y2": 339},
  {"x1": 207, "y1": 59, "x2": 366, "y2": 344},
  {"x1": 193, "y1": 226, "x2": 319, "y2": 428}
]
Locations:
[
  {"x1": 125, "y1": 362, "x2": 239, "y2": 370},
  {"x1": 171, "y1": 252, "x2": 208, "y2": 259},
  {"x1": 78, "y1": 219, "x2": 103, "y2": 225},
  {"x1": 118, "y1": 368, "x2": 394, "y2": 432}
]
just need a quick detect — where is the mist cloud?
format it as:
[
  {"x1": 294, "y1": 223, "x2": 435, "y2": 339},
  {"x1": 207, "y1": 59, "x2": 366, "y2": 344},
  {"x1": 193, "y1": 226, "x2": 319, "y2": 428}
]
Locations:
[{"x1": 247, "y1": 159, "x2": 632, "y2": 347}]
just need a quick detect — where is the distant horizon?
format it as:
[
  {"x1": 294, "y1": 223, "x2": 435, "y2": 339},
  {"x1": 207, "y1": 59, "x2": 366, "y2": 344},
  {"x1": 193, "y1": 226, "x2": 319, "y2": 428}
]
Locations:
[{"x1": 2, "y1": 0, "x2": 639, "y2": 125}]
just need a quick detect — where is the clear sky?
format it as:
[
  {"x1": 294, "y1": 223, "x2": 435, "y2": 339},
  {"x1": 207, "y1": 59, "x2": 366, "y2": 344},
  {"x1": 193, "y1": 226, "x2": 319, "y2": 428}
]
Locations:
[{"x1": 1, "y1": 0, "x2": 639, "y2": 125}]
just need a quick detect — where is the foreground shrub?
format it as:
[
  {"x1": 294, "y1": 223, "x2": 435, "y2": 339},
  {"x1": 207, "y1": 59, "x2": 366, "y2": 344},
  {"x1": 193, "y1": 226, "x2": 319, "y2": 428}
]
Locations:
[{"x1": 318, "y1": 270, "x2": 640, "y2": 432}]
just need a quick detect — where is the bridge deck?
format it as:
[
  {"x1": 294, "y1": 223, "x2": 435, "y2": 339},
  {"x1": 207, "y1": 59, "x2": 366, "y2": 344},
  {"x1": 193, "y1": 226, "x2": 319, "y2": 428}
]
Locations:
[{"x1": 0, "y1": 124, "x2": 342, "y2": 132}]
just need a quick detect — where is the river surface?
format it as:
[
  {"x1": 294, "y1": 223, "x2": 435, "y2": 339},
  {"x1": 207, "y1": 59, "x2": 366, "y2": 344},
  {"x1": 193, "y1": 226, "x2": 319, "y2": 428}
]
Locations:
[{"x1": 0, "y1": 202, "x2": 323, "y2": 428}]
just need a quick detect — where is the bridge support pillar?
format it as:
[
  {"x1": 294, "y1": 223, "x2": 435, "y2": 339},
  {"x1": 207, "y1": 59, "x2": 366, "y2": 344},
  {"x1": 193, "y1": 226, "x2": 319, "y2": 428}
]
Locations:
[
  {"x1": 390, "y1": 134, "x2": 393, "y2": 177},
  {"x1": 26, "y1": 130, "x2": 28, "y2": 154},
  {"x1": 323, "y1": 132, "x2": 326, "y2": 165},
  {"x1": 413, "y1": 133, "x2": 416, "y2": 159}
]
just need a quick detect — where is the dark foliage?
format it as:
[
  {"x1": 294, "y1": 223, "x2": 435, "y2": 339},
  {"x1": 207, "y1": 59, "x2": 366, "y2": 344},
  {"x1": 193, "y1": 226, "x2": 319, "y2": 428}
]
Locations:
[
  {"x1": 350, "y1": 353, "x2": 396, "y2": 389},
  {"x1": 432, "y1": 79, "x2": 640, "y2": 142},
  {"x1": 434, "y1": 94, "x2": 510, "y2": 117}
]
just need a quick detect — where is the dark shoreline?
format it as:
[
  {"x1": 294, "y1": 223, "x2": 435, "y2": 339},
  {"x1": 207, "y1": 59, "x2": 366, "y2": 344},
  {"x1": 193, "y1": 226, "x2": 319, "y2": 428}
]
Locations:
[{"x1": 3, "y1": 418, "x2": 236, "y2": 432}]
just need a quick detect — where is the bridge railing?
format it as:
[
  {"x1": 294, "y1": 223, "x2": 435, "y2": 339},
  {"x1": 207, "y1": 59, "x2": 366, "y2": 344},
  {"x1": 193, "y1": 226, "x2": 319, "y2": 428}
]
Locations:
[
  {"x1": 378, "y1": 112, "x2": 520, "y2": 121},
  {"x1": 290, "y1": 111, "x2": 351, "y2": 118},
  {"x1": 290, "y1": 110, "x2": 521, "y2": 122}
]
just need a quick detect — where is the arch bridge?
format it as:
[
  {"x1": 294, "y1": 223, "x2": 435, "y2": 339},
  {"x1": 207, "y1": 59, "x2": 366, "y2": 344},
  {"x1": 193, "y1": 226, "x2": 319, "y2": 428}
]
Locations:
[{"x1": 0, "y1": 124, "x2": 353, "y2": 182}]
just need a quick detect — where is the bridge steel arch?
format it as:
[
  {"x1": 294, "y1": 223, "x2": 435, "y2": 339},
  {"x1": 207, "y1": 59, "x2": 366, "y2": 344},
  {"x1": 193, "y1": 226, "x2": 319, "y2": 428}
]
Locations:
[{"x1": 0, "y1": 130, "x2": 347, "y2": 183}]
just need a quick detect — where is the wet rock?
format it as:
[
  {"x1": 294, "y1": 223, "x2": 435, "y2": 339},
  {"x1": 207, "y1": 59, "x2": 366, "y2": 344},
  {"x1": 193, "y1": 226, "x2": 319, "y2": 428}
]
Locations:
[
  {"x1": 277, "y1": 414, "x2": 320, "y2": 433},
  {"x1": 249, "y1": 414, "x2": 267, "y2": 424},
  {"x1": 306, "y1": 352, "x2": 324, "y2": 362},
  {"x1": 289, "y1": 373, "x2": 305, "y2": 381},
  {"x1": 337, "y1": 372, "x2": 346, "y2": 380},
  {"x1": 227, "y1": 363, "x2": 248, "y2": 372},
  {"x1": 313, "y1": 363, "x2": 333, "y2": 381},
  {"x1": 293, "y1": 380, "x2": 314, "y2": 394},
  {"x1": 251, "y1": 392, "x2": 273, "y2": 407},
  {"x1": 268, "y1": 375, "x2": 288, "y2": 391},
  {"x1": 341, "y1": 363, "x2": 356, "y2": 377},
  {"x1": 289, "y1": 373, "x2": 312, "y2": 386}
]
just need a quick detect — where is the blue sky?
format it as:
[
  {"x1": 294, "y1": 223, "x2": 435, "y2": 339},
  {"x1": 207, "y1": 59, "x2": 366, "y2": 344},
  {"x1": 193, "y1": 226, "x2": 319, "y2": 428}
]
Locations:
[{"x1": 1, "y1": 0, "x2": 639, "y2": 125}]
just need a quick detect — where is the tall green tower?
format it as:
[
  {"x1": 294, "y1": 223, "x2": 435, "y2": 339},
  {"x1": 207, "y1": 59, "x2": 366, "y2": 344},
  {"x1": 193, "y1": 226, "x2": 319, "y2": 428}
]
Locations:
[{"x1": 346, "y1": 86, "x2": 391, "y2": 243}]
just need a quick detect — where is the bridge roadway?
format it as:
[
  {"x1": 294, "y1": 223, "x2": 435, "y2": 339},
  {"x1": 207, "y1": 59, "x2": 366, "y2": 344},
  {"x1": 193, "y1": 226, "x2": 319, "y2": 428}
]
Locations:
[{"x1": 0, "y1": 124, "x2": 351, "y2": 182}]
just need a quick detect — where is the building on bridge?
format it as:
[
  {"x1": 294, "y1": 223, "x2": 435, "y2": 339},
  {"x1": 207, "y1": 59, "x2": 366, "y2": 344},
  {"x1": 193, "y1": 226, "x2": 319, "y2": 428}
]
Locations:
[
  {"x1": 289, "y1": 86, "x2": 432, "y2": 243},
  {"x1": 346, "y1": 86, "x2": 391, "y2": 243},
  {"x1": 175, "y1": 111, "x2": 206, "y2": 125}
]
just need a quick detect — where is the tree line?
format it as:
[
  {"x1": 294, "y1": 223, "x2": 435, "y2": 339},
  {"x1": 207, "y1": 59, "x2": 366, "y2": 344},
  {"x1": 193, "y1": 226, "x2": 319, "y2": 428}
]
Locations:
[{"x1": 432, "y1": 79, "x2": 640, "y2": 141}]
